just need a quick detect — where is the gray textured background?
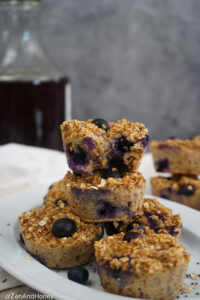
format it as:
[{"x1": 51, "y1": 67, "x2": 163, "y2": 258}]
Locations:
[{"x1": 41, "y1": 0, "x2": 200, "y2": 140}]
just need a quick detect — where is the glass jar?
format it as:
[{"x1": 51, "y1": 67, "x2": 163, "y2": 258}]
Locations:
[{"x1": 0, "y1": 0, "x2": 71, "y2": 151}]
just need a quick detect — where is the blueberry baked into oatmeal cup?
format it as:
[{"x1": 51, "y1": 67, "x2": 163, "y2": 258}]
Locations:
[
  {"x1": 95, "y1": 231, "x2": 190, "y2": 300},
  {"x1": 104, "y1": 197, "x2": 182, "y2": 241},
  {"x1": 63, "y1": 170, "x2": 145, "y2": 222},
  {"x1": 60, "y1": 118, "x2": 149, "y2": 175},
  {"x1": 18, "y1": 205, "x2": 103, "y2": 268}
]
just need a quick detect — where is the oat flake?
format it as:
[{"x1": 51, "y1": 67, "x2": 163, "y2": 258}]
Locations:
[
  {"x1": 182, "y1": 285, "x2": 193, "y2": 293},
  {"x1": 190, "y1": 273, "x2": 200, "y2": 280},
  {"x1": 38, "y1": 220, "x2": 47, "y2": 226}
]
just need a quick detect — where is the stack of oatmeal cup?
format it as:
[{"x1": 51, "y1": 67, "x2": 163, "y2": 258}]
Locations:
[
  {"x1": 61, "y1": 119, "x2": 148, "y2": 222},
  {"x1": 60, "y1": 119, "x2": 189, "y2": 300},
  {"x1": 150, "y1": 136, "x2": 200, "y2": 211},
  {"x1": 18, "y1": 119, "x2": 190, "y2": 300}
]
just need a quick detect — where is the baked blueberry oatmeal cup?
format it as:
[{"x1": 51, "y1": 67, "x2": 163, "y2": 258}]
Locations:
[
  {"x1": 61, "y1": 118, "x2": 149, "y2": 175},
  {"x1": 95, "y1": 231, "x2": 190, "y2": 300},
  {"x1": 18, "y1": 206, "x2": 103, "y2": 268},
  {"x1": 63, "y1": 170, "x2": 145, "y2": 222}
]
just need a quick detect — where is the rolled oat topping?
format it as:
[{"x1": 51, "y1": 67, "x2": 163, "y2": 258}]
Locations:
[
  {"x1": 61, "y1": 119, "x2": 148, "y2": 144},
  {"x1": 64, "y1": 170, "x2": 145, "y2": 191},
  {"x1": 150, "y1": 136, "x2": 200, "y2": 151},
  {"x1": 19, "y1": 206, "x2": 102, "y2": 248},
  {"x1": 95, "y1": 232, "x2": 190, "y2": 275}
]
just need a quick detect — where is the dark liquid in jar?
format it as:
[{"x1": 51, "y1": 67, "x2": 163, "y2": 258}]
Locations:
[{"x1": 0, "y1": 77, "x2": 69, "y2": 151}]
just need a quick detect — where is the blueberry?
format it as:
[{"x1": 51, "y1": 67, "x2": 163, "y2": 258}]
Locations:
[
  {"x1": 92, "y1": 118, "x2": 110, "y2": 132},
  {"x1": 54, "y1": 198, "x2": 69, "y2": 207},
  {"x1": 69, "y1": 146, "x2": 87, "y2": 165},
  {"x1": 140, "y1": 135, "x2": 149, "y2": 149},
  {"x1": 123, "y1": 231, "x2": 142, "y2": 242},
  {"x1": 102, "y1": 169, "x2": 122, "y2": 179},
  {"x1": 66, "y1": 145, "x2": 89, "y2": 174},
  {"x1": 188, "y1": 136, "x2": 195, "y2": 140},
  {"x1": 156, "y1": 158, "x2": 170, "y2": 172},
  {"x1": 68, "y1": 267, "x2": 89, "y2": 285},
  {"x1": 73, "y1": 172, "x2": 82, "y2": 177},
  {"x1": 153, "y1": 227, "x2": 161, "y2": 234},
  {"x1": 98, "y1": 201, "x2": 119, "y2": 219},
  {"x1": 165, "y1": 226, "x2": 179, "y2": 237},
  {"x1": 108, "y1": 155, "x2": 128, "y2": 173},
  {"x1": 114, "y1": 136, "x2": 134, "y2": 153},
  {"x1": 20, "y1": 233, "x2": 25, "y2": 244},
  {"x1": 144, "y1": 211, "x2": 158, "y2": 228},
  {"x1": 52, "y1": 218, "x2": 77, "y2": 238},
  {"x1": 82, "y1": 137, "x2": 96, "y2": 150},
  {"x1": 48, "y1": 184, "x2": 53, "y2": 190},
  {"x1": 106, "y1": 265, "x2": 122, "y2": 279},
  {"x1": 126, "y1": 221, "x2": 145, "y2": 233},
  {"x1": 115, "y1": 221, "x2": 124, "y2": 231},
  {"x1": 178, "y1": 184, "x2": 195, "y2": 196},
  {"x1": 104, "y1": 222, "x2": 120, "y2": 235},
  {"x1": 160, "y1": 187, "x2": 172, "y2": 199},
  {"x1": 144, "y1": 211, "x2": 165, "y2": 228},
  {"x1": 30, "y1": 253, "x2": 45, "y2": 265}
]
